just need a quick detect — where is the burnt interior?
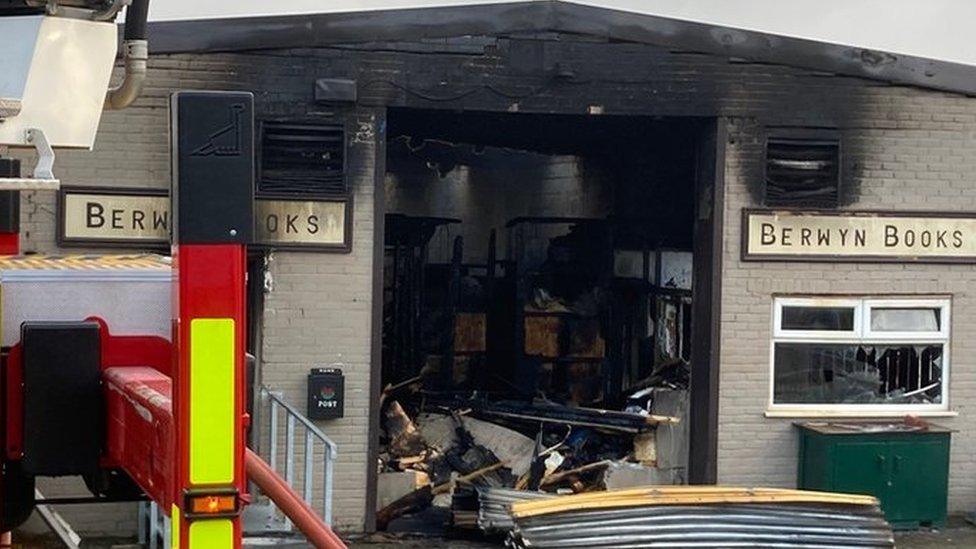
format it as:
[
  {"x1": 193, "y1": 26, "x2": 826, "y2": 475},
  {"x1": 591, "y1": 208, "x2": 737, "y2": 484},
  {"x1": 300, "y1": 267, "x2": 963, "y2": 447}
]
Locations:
[
  {"x1": 375, "y1": 110, "x2": 705, "y2": 528},
  {"x1": 383, "y1": 109, "x2": 699, "y2": 402}
]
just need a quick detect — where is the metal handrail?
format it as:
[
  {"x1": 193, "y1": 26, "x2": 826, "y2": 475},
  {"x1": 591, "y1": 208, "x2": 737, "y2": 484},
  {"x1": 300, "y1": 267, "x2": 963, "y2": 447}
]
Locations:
[
  {"x1": 259, "y1": 386, "x2": 337, "y2": 526},
  {"x1": 246, "y1": 449, "x2": 346, "y2": 548}
]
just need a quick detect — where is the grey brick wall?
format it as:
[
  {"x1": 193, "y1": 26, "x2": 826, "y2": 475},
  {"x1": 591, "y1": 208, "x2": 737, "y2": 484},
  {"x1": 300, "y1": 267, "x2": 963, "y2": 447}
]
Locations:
[
  {"x1": 257, "y1": 109, "x2": 380, "y2": 532},
  {"x1": 718, "y1": 88, "x2": 976, "y2": 513}
]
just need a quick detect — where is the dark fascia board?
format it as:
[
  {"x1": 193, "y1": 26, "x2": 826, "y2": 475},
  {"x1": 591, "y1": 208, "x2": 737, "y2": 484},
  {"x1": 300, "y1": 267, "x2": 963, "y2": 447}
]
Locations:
[
  {"x1": 144, "y1": 1, "x2": 976, "y2": 97},
  {"x1": 552, "y1": 3, "x2": 969, "y2": 95},
  {"x1": 146, "y1": 2, "x2": 555, "y2": 53}
]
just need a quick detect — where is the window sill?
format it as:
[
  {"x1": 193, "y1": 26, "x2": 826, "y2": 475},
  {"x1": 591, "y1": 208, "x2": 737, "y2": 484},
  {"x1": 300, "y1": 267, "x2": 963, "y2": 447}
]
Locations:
[{"x1": 764, "y1": 409, "x2": 959, "y2": 419}]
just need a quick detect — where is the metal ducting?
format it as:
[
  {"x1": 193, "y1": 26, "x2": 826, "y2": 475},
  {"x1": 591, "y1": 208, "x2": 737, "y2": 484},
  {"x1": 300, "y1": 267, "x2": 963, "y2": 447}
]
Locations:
[{"x1": 104, "y1": 0, "x2": 149, "y2": 110}]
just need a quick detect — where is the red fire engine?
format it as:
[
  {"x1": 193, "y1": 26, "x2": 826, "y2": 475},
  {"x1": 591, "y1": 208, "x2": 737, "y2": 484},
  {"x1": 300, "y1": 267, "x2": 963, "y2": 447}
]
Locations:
[{"x1": 0, "y1": 1, "x2": 344, "y2": 547}]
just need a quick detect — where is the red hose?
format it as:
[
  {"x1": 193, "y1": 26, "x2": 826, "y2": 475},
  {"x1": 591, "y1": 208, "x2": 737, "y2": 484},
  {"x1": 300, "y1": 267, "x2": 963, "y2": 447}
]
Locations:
[{"x1": 245, "y1": 449, "x2": 347, "y2": 549}]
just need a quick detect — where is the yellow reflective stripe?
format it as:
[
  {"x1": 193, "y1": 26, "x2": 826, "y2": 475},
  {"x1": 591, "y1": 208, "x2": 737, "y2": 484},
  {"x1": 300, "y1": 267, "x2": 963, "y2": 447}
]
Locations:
[
  {"x1": 170, "y1": 505, "x2": 180, "y2": 549},
  {"x1": 188, "y1": 519, "x2": 233, "y2": 548},
  {"x1": 189, "y1": 318, "x2": 236, "y2": 484}
]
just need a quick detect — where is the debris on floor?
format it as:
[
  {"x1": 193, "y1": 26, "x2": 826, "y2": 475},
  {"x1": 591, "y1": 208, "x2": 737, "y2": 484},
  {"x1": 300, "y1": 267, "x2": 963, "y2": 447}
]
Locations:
[
  {"x1": 377, "y1": 382, "x2": 897, "y2": 547},
  {"x1": 378, "y1": 470, "x2": 430, "y2": 511},
  {"x1": 384, "y1": 401, "x2": 425, "y2": 458},
  {"x1": 376, "y1": 383, "x2": 688, "y2": 537},
  {"x1": 599, "y1": 461, "x2": 682, "y2": 489}
]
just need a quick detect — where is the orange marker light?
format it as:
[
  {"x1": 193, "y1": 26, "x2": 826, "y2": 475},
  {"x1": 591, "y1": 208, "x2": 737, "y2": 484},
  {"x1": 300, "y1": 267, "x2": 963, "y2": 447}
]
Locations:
[{"x1": 187, "y1": 493, "x2": 238, "y2": 517}]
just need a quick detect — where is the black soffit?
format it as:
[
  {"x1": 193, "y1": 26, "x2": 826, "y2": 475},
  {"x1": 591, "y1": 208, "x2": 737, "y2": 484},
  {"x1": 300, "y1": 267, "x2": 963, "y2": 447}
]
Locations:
[{"x1": 143, "y1": 1, "x2": 976, "y2": 97}]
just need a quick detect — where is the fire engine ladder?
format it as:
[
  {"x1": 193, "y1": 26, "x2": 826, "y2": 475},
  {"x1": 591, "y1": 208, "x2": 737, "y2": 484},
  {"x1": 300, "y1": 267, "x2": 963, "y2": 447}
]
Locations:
[{"x1": 140, "y1": 387, "x2": 338, "y2": 547}]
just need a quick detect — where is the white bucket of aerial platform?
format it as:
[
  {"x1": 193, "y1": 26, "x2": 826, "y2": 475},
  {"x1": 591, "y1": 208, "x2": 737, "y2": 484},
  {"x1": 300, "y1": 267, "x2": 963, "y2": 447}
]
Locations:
[{"x1": 0, "y1": 14, "x2": 117, "y2": 149}]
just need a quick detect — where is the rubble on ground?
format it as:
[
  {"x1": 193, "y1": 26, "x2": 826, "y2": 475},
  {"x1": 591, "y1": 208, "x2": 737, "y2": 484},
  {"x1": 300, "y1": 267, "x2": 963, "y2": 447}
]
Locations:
[{"x1": 375, "y1": 378, "x2": 689, "y2": 537}]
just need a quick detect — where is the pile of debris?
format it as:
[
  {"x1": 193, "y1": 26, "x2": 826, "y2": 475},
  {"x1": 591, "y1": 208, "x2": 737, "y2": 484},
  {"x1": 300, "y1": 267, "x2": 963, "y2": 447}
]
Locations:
[
  {"x1": 507, "y1": 487, "x2": 895, "y2": 548},
  {"x1": 376, "y1": 387, "x2": 895, "y2": 548},
  {"x1": 376, "y1": 384, "x2": 687, "y2": 533}
]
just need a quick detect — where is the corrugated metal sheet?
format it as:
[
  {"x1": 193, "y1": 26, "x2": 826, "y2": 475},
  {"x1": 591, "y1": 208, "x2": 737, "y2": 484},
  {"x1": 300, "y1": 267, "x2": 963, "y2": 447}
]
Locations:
[
  {"x1": 508, "y1": 487, "x2": 894, "y2": 548},
  {"x1": 476, "y1": 487, "x2": 553, "y2": 534}
]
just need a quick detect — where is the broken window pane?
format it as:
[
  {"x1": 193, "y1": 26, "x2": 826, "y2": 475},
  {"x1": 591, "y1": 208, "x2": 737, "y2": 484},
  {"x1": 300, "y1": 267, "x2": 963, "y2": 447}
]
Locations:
[
  {"x1": 773, "y1": 343, "x2": 943, "y2": 405},
  {"x1": 871, "y1": 307, "x2": 941, "y2": 332},
  {"x1": 781, "y1": 306, "x2": 855, "y2": 331}
]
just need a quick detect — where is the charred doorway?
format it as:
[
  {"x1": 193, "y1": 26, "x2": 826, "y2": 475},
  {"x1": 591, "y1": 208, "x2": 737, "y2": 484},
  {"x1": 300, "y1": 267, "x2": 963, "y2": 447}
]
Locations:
[{"x1": 376, "y1": 109, "x2": 722, "y2": 530}]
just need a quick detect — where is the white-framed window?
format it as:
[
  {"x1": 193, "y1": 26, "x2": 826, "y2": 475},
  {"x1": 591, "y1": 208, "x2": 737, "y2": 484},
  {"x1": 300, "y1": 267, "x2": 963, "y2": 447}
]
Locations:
[{"x1": 770, "y1": 297, "x2": 950, "y2": 413}]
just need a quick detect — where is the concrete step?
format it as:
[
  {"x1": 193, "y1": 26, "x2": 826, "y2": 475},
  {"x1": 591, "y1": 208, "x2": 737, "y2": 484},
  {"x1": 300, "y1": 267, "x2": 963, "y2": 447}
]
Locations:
[{"x1": 243, "y1": 535, "x2": 311, "y2": 548}]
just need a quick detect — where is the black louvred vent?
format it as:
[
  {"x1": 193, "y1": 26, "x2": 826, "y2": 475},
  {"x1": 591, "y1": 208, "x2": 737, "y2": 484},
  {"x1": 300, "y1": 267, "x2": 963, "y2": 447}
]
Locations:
[
  {"x1": 765, "y1": 137, "x2": 840, "y2": 208},
  {"x1": 259, "y1": 123, "x2": 345, "y2": 197}
]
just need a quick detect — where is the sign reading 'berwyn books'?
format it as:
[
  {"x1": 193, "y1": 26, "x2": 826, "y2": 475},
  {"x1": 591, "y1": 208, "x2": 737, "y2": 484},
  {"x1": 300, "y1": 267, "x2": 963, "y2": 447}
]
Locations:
[
  {"x1": 743, "y1": 209, "x2": 976, "y2": 262},
  {"x1": 60, "y1": 188, "x2": 171, "y2": 246},
  {"x1": 58, "y1": 187, "x2": 351, "y2": 252}
]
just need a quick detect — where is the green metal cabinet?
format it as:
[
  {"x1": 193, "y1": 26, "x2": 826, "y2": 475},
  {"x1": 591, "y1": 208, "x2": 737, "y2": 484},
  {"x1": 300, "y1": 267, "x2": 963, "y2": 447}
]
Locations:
[{"x1": 796, "y1": 422, "x2": 951, "y2": 530}]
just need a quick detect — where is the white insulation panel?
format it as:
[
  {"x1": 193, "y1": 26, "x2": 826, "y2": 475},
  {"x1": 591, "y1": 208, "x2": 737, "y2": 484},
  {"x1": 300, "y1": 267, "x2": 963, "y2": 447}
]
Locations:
[
  {"x1": 1, "y1": 270, "x2": 171, "y2": 347},
  {"x1": 0, "y1": 16, "x2": 117, "y2": 149}
]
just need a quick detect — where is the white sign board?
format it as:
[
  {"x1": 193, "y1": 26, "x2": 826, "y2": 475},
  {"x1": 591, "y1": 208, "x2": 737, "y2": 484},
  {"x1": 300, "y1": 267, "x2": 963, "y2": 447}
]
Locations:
[
  {"x1": 58, "y1": 187, "x2": 352, "y2": 252},
  {"x1": 743, "y1": 209, "x2": 976, "y2": 263}
]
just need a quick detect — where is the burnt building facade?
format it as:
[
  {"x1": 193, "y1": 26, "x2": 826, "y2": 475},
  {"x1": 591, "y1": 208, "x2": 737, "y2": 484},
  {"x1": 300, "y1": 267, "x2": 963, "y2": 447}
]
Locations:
[{"x1": 17, "y1": 2, "x2": 976, "y2": 535}]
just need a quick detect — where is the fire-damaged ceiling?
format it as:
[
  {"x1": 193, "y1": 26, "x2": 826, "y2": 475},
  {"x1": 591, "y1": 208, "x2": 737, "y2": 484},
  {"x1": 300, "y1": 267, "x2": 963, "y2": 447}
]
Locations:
[
  {"x1": 145, "y1": 1, "x2": 976, "y2": 96},
  {"x1": 387, "y1": 109, "x2": 700, "y2": 156}
]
